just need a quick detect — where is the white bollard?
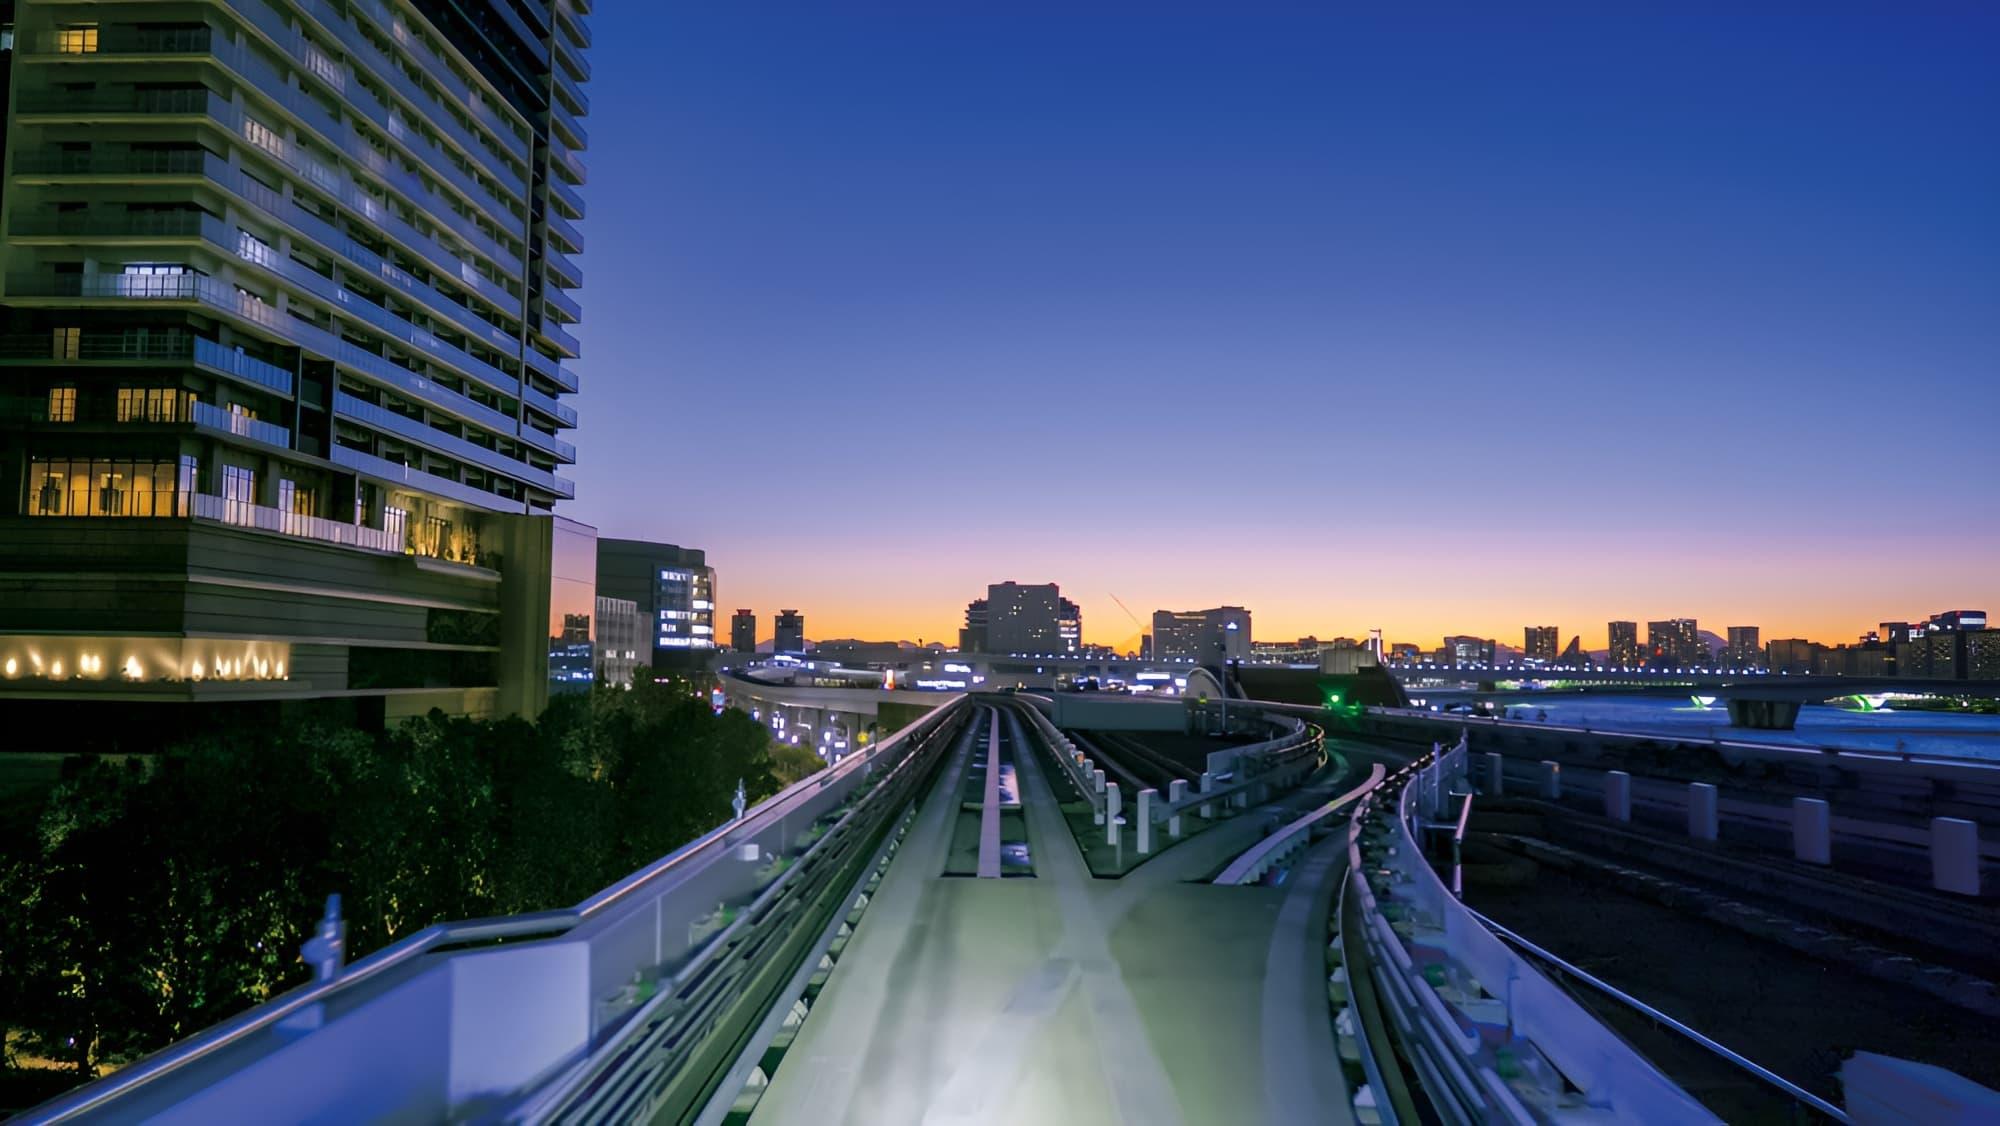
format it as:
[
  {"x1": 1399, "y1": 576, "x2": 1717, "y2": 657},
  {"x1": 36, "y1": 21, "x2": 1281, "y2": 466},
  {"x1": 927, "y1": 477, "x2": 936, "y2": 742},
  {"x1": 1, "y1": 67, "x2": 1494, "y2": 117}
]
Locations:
[
  {"x1": 1092, "y1": 768, "x2": 1106, "y2": 794},
  {"x1": 1168, "y1": 779, "x2": 1188, "y2": 838},
  {"x1": 1604, "y1": 771, "x2": 1631, "y2": 822},
  {"x1": 1541, "y1": 760, "x2": 1561, "y2": 800},
  {"x1": 1106, "y1": 783, "x2": 1122, "y2": 847},
  {"x1": 1138, "y1": 788, "x2": 1156, "y2": 854},
  {"x1": 1933, "y1": 817, "x2": 1981, "y2": 896},
  {"x1": 1484, "y1": 752, "x2": 1504, "y2": 797},
  {"x1": 1199, "y1": 771, "x2": 1215, "y2": 819},
  {"x1": 1688, "y1": 782, "x2": 1718, "y2": 841},
  {"x1": 1793, "y1": 797, "x2": 1831, "y2": 865}
]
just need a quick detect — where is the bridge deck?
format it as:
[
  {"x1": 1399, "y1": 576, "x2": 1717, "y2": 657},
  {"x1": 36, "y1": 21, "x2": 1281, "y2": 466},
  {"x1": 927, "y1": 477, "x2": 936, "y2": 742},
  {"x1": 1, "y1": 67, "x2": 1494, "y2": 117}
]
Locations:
[{"x1": 750, "y1": 705, "x2": 1352, "y2": 1125}]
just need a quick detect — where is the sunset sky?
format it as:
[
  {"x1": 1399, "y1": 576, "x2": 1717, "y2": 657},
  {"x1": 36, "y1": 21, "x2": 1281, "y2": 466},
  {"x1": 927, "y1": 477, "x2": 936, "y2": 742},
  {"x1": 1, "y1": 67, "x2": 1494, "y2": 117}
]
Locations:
[{"x1": 561, "y1": 3, "x2": 1998, "y2": 651}]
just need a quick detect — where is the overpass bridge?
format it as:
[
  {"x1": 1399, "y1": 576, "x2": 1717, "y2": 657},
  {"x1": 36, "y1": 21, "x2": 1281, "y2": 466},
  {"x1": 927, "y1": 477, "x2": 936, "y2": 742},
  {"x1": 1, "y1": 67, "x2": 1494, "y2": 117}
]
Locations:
[{"x1": 20, "y1": 694, "x2": 1997, "y2": 1123}]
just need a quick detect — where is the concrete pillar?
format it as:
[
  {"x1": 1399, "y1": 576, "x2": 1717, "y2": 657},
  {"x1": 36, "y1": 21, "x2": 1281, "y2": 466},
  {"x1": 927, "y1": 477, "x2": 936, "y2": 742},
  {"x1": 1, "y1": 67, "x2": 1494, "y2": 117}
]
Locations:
[
  {"x1": 1106, "y1": 783, "x2": 1122, "y2": 847},
  {"x1": 1199, "y1": 771, "x2": 1215, "y2": 819},
  {"x1": 1540, "y1": 760, "x2": 1561, "y2": 800},
  {"x1": 1091, "y1": 767, "x2": 1105, "y2": 794},
  {"x1": 1688, "y1": 782, "x2": 1718, "y2": 841},
  {"x1": 1137, "y1": 788, "x2": 1156, "y2": 854},
  {"x1": 1793, "y1": 797, "x2": 1831, "y2": 865},
  {"x1": 1168, "y1": 778, "x2": 1187, "y2": 838},
  {"x1": 1604, "y1": 770, "x2": 1631, "y2": 822},
  {"x1": 1933, "y1": 817, "x2": 1981, "y2": 896},
  {"x1": 1484, "y1": 752, "x2": 1504, "y2": 797}
]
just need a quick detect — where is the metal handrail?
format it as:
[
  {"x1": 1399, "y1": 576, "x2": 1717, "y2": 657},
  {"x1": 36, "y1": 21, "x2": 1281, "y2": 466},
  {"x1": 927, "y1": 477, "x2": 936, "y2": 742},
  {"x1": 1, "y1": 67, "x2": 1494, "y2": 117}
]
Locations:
[
  {"x1": 1466, "y1": 906, "x2": 1851, "y2": 1123},
  {"x1": 1215, "y1": 761, "x2": 1382, "y2": 885}
]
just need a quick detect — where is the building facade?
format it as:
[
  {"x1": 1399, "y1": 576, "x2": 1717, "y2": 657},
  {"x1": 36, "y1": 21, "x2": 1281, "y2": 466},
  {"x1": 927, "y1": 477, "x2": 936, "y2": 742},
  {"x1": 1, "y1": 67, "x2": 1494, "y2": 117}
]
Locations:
[
  {"x1": 984, "y1": 581, "x2": 1063, "y2": 655},
  {"x1": 1440, "y1": 635, "x2": 1495, "y2": 667},
  {"x1": 773, "y1": 608, "x2": 804, "y2": 654},
  {"x1": 959, "y1": 597, "x2": 987, "y2": 653},
  {"x1": 1523, "y1": 625, "x2": 1558, "y2": 663},
  {"x1": 596, "y1": 540, "x2": 716, "y2": 669},
  {"x1": 1607, "y1": 620, "x2": 1639, "y2": 667},
  {"x1": 1152, "y1": 606, "x2": 1251, "y2": 664},
  {"x1": 1766, "y1": 638, "x2": 1822, "y2": 675},
  {"x1": 1725, "y1": 626, "x2": 1762, "y2": 668},
  {"x1": 594, "y1": 595, "x2": 642, "y2": 688},
  {"x1": 730, "y1": 608, "x2": 756, "y2": 654},
  {"x1": 1646, "y1": 619, "x2": 1702, "y2": 667},
  {"x1": 0, "y1": 0, "x2": 589, "y2": 734}
]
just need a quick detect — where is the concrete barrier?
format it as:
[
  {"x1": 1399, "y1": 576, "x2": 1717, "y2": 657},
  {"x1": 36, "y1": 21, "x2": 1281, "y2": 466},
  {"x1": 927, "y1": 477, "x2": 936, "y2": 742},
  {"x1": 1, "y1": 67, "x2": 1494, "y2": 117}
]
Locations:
[
  {"x1": 1688, "y1": 782, "x2": 1718, "y2": 842},
  {"x1": 1484, "y1": 752, "x2": 1504, "y2": 797},
  {"x1": 1137, "y1": 789, "x2": 1156, "y2": 855},
  {"x1": 1106, "y1": 783, "x2": 1122, "y2": 848},
  {"x1": 1793, "y1": 797, "x2": 1831, "y2": 865},
  {"x1": 1168, "y1": 779, "x2": 1187, "y2": 838},
  {"x1": 1604, "y1": 771, "x2": 1631, "y2": 822},
  {"x1": 1199, "y1": 771, "x2": 1215, "y2": 819},
  {"x1": 1541, "y1": 759, "x2": 1561, "y2": 799},
  {"x1": 1933, "y1": 818, "x2": 1980, "y2": 896}
]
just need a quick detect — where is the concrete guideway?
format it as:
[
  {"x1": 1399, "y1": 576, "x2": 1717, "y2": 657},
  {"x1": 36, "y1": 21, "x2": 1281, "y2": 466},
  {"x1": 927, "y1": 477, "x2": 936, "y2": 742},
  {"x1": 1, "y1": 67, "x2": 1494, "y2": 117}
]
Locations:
[{"x1": 750, "y1": 702, "x2": 1361, "y2": 1125}]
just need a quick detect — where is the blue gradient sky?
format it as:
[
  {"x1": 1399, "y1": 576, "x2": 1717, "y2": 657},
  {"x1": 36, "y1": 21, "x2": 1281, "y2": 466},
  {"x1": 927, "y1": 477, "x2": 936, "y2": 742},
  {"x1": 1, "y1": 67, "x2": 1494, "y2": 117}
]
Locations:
[{"x1": 564, "y1": 3, "x2": 1998, "y2": 650}]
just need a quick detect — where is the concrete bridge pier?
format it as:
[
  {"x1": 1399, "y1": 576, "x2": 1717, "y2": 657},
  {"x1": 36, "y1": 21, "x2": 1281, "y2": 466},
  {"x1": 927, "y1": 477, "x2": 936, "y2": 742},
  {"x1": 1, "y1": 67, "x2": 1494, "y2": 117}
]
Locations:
[{"x1": 1726, "y1": 696, "x2": 1803, "y2": 730}]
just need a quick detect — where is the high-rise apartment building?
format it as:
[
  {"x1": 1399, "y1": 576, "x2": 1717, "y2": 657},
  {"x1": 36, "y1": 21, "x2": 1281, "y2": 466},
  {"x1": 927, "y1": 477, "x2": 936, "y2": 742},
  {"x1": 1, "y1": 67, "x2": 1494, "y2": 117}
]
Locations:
[
  {"x1": 730, "y1": 608, "x2": 756, "y2": 654},
  {"x1": 1607, "y1": 621, "x2": 1639, "y2": 667},
  {"x1": 597, "y1": 541, "x2": 715, "y2": 668},
  {"x1": 1441, "y1": 635, "x2": 1495, "y2": 667},
  {"x1": 984, "y1": 581, "x2": 1062, "y2": 655},
  {"x1": 1152, "y1": 606, "x2": 1251, "y2": 663},
  {"x1": 1523, "y1": 626, "x2": 1558, "y2": 663},
  {"x1": 0, "y1": 0, "x2": 589, "y2": 732},
  {"x1": 773, "y1": 609, "x2": 804, "y2": 654},
  {"x1": 1726, "y1": 626, "x2": 1762, "y2": 668},
  {"x1": 1646, "y1": 619, "x2": 1703, "y2": 667},
  {"x1": 1058, "y1": 597, "x2": 1082, "y2": 654}
]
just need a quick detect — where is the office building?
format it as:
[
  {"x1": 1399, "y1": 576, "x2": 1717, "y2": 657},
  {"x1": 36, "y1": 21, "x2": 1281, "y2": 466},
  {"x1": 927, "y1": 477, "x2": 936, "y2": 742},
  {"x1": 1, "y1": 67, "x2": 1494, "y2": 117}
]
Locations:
[
  {"x1": 1152, "y1": 606, "x2": 1251, "y2": 663},
  {"x1": 730, "y1": 609, "x2": 757, "y2": 654},
  {"x1": 1966, "y1": 631, "x2": 2000, "y2": 681},
  {"x1": 594, "y1": 596, "x2": 642, "y2": 688},
  {"x1": 1726, "y1": 626, "x2": 1762, "y2": 669},
  {"x1": 1441, "y1": 635, "x2": 1495, "y2": 667},
  {"x1": 598, "y1": 540, "x2": 716, "y2": 669},
  {"x1": 1766, "y1": 638, "x2": 1823, "y2": 675},
  {"x1": 1929, "y1": 610, "x2": 1988, "y2": 633},
  {"x1": 959, "y1": 598, "x2": 988, "y2": 653},
  {"x1": 1646, "y1": 619, "x2": 1703, "y2": 667},
  {"x1": 1058, "y1": 597, "x2": 1082, "y2": 654},
  {"x1": 1523, "y1": 626, "x2": 1558, "y2": 663},
  {"x1": 773, "y1": 609, "x2": 804, "y2": 654},
  {"x1": 984, "y1": 581, "x2": 1063, "y2": 655},
  {"x1": 0, "y1": 0, "x2": 591, "y2": 733},
  {"x1": 1607, "y1": 621, "x2": 1639, "y2": 667}
]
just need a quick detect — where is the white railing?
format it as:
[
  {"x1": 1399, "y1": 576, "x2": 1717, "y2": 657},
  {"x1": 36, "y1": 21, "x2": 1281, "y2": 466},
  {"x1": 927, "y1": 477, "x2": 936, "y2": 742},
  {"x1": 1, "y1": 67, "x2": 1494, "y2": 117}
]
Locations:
[
  {"x1": 190, "y1": 493, "x2": 402, "y2": 554},
  {"x1": 1215, "y1": 762, "x2": 1385, "y2": 885},
  {"x1": 1338, "y1": 737, "x2": 1719, "y2": 1123}
]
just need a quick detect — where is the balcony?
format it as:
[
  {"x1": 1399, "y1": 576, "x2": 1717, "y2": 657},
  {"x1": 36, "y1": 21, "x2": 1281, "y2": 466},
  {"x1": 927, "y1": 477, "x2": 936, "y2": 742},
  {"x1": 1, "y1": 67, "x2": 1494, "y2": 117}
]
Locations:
[
  {"x1": 191, "y1": 492, "x2": 401, "y2": 553},
  {"x1": 544, "y1": 284, "x2": 583, "y2": 323},
  {"x1": 535, "y1": 320, "x2": 582, "y2": 363},
  {"x1": 552, "y1": 102, "x2": 590, "y2": 153},
  {"x1": 522, "y1": 384, "x2": 577, "y2": 428},
  {"x1": 191, "y1": 400, "x2": 292, "y2": 448},
  {"x1": 25, "y1": 25, "x2": 215, "y2": 57},
  {"x1": 14, "y1": 86, "x2": 224, "y2": 119},
  {"x1": 10, "y1": 147, "x2": 221, "y2": 180},
  {"x1": 546, "y1": 211, "x2": 585, "y2": 256},
  {"x1": 554, "y1": 67, "x2": 590, "y2": 118},
  {"x1": 331, "y1": 444, "x2": 530, "y2": 512},
  {"x1": 0, "y1": 332, "x2": 296, "y2": 396},
  {"x1": 9, "y1": 209, "x2": 227, "y2": 243},
  {"x1": 545, "y1": 248, "x2": 584, "y2": 291},
  {"x1": 335, "y1": 392, "x2": 570, "y2": 493},
  {"x1": 548, "y1": 174, "x2": 586, "y2": 222},
  {"x1": 520, "y1": 426, "x2": 576, "y2": 463}
]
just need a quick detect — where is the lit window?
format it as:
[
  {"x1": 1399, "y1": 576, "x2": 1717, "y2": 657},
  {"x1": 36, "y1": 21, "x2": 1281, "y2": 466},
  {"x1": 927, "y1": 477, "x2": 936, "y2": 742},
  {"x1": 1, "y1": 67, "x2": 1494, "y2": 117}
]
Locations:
[
  {"x1": 47, "y1": 386, "x2": 77, "y2": 423},
  {"x1": 56, "y1": 25, "x2": 99, "y2": 54},
  {"x1": 53, "y1": 327, "x2": 81, "y2": 359}
]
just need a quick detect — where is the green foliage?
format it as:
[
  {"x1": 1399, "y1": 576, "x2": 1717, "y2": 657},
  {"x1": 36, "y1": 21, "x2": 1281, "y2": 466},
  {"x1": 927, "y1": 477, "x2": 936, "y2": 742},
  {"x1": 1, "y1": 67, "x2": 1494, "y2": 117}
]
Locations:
[{"x1": 0, "y1": 677, "x2": 778, "y2": 1080}]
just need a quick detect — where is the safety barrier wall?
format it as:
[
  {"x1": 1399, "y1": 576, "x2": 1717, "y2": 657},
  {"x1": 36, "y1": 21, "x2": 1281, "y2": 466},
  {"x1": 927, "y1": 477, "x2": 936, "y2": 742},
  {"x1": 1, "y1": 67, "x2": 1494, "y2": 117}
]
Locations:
[{"x1": 24, "y1": 699, "x2": 973, "y2": 1125}]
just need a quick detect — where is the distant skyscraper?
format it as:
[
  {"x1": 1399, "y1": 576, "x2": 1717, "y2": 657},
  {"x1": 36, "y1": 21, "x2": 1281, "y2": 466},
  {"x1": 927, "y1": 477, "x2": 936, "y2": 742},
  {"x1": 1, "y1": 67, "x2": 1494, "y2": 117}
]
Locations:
[
  {"x1": 1766, "y1": 638, "x2": 1823, "y2": 675},
  {"x1": 1647, "y1": 619, "x2": 1702, "y2": 667},
  {"x1": 960, "y1": 598, "x2": 989, "y2": 653},
  {"x1": 1608, "y1": 621, "x2": 1640, "y2": 667},
  {"x1": 774, "y1": 610, "x2": 805, "y2": 654},
  {"x1": 1524, "y1": 626, "x2": 1559, "y2": 663},
  {"x1": 1726, "y1": 626, "x2": 1762, "y2": 668},
  {"x1": 1442, "y1": 635, "x2": 1496, "y2": 666},
  {"x1": 1151, "y1": 607, "x2": 1252, "y2": 663},
  {"x1": 1058, "y1": 598, "x2": 1083, "y2": 654},
  {"x1": 598, "y1": 541, "x2": 716, "y2": 668},
  {"x1": 731, "y1": 609, "x2": 757, "y2": 654},
  {"x1": 985, "y1": 582, "x2": 1063, "y2": 654}
]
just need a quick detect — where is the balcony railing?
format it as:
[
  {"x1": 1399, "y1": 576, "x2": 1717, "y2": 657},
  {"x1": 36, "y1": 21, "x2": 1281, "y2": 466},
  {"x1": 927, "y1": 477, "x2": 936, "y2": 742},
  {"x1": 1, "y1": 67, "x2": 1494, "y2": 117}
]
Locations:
[
  {"x1": 191, "y1": 492, "x2": 401, "y2": 553},
  {"x1": 10, "y1": 209, "x2": 227, "y2": 241},
  {"x1": 10, "y1": 147, "x2": 220, "y2": 177},
  {"x1": 335, "y1": 392, "x2": 571, "y2": 491},
  {"x1": 192, "y1": 400, "x2": 292, "y2": 448},
  {"x1": 14, "y1": 86, "x2": 223, "y2": 117},
  {"x1": 0, "y1": 331, "x2": 297, "y2": 396}
]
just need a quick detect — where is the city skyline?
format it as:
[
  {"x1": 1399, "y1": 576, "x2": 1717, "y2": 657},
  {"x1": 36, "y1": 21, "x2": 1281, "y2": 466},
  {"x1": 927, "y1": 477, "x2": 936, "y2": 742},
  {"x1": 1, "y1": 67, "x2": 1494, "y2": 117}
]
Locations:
[{"x1": 562, "y1": 5, "x2": 1998, "y2": 644}]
